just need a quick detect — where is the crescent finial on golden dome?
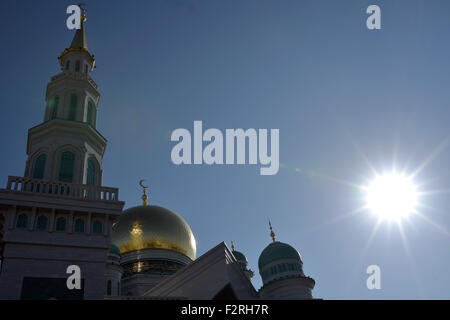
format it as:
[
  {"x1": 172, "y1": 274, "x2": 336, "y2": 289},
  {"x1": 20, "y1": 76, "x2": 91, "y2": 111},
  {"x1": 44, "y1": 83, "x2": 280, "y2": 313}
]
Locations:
[{"x1": 139, "y1": 179, "x2": 149, "y2": 206}]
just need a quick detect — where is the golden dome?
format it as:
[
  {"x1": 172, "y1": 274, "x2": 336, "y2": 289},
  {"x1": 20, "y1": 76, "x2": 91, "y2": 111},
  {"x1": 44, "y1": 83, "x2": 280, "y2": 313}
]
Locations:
[{"x1": 111, "y1": 205, "x2": 196, "y2": 260}]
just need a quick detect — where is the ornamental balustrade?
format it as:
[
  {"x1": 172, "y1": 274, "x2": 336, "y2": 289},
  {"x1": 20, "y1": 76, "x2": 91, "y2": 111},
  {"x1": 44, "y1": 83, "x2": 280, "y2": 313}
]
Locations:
[{"x1": 5, "y1": 176, "x2": 119, "y2": 202}]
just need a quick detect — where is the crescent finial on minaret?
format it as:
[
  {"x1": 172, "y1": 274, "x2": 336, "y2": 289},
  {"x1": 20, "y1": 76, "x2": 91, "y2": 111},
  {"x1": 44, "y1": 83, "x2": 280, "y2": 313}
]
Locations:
[
  {"x1": 269, "y1": 220, "x2": 276, "y2": 242},
  {"x1": 78, "y1": 3, "x2": 87, "y2": 21}
]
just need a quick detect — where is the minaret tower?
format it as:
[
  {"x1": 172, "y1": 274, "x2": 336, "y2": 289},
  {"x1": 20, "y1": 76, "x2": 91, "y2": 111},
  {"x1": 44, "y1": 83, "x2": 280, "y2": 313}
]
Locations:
[
  {"x1": 0, "y1": 7, "x2": 124, "y2": 300},
  {"x1": 25, "y1": 7, "x2": 103, "y2": 186}
]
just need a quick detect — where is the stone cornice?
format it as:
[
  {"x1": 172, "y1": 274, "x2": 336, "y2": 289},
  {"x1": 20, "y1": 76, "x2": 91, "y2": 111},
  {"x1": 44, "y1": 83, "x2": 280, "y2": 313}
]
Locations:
[{"x1": 27, "y1": 119, "x2": 107, "y2": 155}]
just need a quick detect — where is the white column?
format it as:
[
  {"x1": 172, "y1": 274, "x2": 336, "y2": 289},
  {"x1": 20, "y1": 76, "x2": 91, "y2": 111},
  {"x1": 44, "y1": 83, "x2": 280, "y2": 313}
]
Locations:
[
  {"x1": 68, "y1": 211, "x2": 74, "y2": 234},
  {"x1": 48, "y1": 208, "x2": 55, "y2": 232},
  {"x1": 87, "y1": 212, "x2": 92, "y2": 234},
  {"x1": 28, "y1": 207, "x2": 37, "y2": 231},
  {"x1": 103, "y1": 215, "x2": 108, "y2": 236},
  {"x1": 7, "y1": 206, "x2": 17, "y2": 229}
]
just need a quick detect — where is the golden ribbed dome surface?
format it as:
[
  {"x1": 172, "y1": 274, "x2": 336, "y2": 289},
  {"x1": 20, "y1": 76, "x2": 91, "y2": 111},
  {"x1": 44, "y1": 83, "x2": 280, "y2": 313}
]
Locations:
[{"x1": 111, "y1": 205, "x2": 196, "y2": 260}]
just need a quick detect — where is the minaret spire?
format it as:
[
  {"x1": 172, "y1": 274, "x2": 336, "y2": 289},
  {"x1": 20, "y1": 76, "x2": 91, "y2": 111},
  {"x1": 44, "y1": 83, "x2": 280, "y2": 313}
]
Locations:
[
  {"x1": 70, "y1": 4, "x2": 88, "y2": 50},
  {"x1": 58, "y1": 4, "x2": 95, "y2": 70}
]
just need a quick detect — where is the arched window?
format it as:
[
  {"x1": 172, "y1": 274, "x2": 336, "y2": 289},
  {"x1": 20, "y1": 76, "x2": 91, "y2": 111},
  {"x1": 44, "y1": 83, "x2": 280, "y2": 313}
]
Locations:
[
  {"x1": 49, "y1": 96, "x2": 59, "y2": 120},
  {"x1": 56, "y1": 217, "x2": 66, "y2": 231},
  {"x1": 87, "y1": 159, "x2": 96, "y2": 185},
  {"x1": 74, "y1": 219, "x2": 85, "y2": 233},
  {"x1": 86, "y1": 101, "x2": 94, "y2": 126},
  {"x1": 32, "y1": 154, "x2": 47, "y2": 179},
  {"x1": 107, "y1": 280, "x2": 112, "y2": 296},
  {"x1": 75, "y1": 60, "x2": 80, "y2": 72},
  {"x1": 69, "y1": 94, "x2": 77, "y2": 121},
  {"x1": 65, "y1": 60, "x2": 70, "y2": 70},
  {"x1": 93, "y1": 220, "x2": 102, "y2": 234},
  {"x1": 36, "y1": 215, "x2": 48, "y2": 230},
  {"x1": 16, "y1": 214, "x2": 28, "y2": 228},
  {"x1": 58, "y1": 151, "x2": 75, "y2": 183}
]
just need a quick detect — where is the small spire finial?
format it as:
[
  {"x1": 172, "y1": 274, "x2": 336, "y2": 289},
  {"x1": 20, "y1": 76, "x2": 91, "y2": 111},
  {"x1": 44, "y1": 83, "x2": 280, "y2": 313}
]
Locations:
[
  {"x1": 231, "y1": 241, "x2": 235, "y2": 251},
  {"x1": 78, "y1": 3, "x2": 87, "y2": 22},
  {"x1": 269, "y1": 220, "x2": 276, "y2": 242},
  {"x1": 139, "y1": 179, "x2": 149, "y2": 206}
]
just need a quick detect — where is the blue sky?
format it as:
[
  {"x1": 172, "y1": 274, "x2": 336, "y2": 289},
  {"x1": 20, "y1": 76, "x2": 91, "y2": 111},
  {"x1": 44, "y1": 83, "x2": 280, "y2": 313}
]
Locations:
[{"x1": 1, "y1": 0, "x2": 449, "y2": 299}]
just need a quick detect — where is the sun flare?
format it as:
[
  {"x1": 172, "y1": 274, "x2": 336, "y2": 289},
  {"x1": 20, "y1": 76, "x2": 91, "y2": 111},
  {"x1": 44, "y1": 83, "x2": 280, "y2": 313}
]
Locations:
[{"x1": 365, "y1": 172, "x2": 418, "y2": 221}]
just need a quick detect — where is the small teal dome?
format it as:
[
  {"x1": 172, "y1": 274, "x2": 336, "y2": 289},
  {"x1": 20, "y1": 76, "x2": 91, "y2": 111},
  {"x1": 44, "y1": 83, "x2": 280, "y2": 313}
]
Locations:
[
  {"x1": 258, "y1": 241, "x2": 301, "y2": 270},
  {"x1": 109, "y1": 244, "x2": 121, "y2": 256},
  {"x1": 232, "y1": 250, "x2": 247, "y2": 263}
]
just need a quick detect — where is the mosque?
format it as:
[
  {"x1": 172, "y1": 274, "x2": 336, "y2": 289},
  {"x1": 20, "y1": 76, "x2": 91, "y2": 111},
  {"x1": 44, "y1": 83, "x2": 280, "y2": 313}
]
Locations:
[{"x1": 0, "y1": 8, "x2": 316, "y2": 300}]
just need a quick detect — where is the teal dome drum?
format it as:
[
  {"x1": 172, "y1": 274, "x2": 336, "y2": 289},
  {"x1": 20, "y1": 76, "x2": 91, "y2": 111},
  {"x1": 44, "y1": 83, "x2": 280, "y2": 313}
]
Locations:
[
  {"x1": 258, "y1": 241, "x2": 304, "y2": 284},
  {"x1": 258, "y1": 241, "x2": 302, "y2": 269}
]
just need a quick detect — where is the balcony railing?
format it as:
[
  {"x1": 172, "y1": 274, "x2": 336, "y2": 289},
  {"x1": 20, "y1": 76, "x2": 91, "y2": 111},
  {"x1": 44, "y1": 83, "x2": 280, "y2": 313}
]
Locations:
[{"x1": 5, "y1": 176, "x2": 119, "y2": 202}]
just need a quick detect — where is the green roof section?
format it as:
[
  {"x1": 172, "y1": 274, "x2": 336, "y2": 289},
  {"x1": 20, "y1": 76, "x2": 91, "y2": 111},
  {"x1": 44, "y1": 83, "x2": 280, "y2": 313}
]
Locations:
[
  {"x1": 232, "y1": 250, "x2": 247, "y2": 263},
  {"x1": 109, "y1": 244, "x2": 121, "y2": 255},
  {"x1": 258, "y1": 241, "x2": 301, "y2": 270}
]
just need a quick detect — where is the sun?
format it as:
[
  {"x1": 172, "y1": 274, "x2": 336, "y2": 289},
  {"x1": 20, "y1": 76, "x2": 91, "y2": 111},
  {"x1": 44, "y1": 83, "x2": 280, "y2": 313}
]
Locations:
[{"x1": 365, "y1": 172, "x2": 418, "y2": 221}]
